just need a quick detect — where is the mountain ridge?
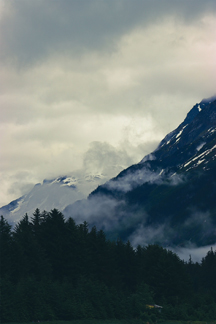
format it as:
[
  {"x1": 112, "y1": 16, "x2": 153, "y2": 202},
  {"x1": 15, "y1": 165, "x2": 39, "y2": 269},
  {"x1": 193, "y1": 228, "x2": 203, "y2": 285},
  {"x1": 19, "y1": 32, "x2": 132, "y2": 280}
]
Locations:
[
  {"x1": 2, "y1": 96, "x2": 216, "y2": 248},
  {"x1": 64, "y1": 97, "x2": 216, "y2": 247}
]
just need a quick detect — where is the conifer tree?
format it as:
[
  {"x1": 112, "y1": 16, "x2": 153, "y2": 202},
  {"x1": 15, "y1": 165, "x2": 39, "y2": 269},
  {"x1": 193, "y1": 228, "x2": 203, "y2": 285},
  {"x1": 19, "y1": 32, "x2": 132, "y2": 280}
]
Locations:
[{"x1": 0, "y1": 215, "x2": 12, "y2": 277}]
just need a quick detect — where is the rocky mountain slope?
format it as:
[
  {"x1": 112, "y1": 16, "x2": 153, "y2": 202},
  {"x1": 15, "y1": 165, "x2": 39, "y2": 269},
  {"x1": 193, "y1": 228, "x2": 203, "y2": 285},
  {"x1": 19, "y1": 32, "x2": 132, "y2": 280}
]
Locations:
[{"x1": 64, "y1": 97, "x2": 216, "y2": 247}]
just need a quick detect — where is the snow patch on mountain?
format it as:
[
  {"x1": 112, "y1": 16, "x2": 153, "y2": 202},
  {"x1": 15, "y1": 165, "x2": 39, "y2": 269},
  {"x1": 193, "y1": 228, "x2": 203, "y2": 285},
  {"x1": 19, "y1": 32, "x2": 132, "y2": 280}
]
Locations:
[
  {"x1": 11, "y1": 197, "x2": 25, "y2": 214},
  {"x1": 183, "y1": 144, "x2": 216, "y2": 170},
  {"x1": 196, "y1": 143, "x2": 206, "y2": 151},
  {"x1": 176, "y1": 125, "x2": 188, "y2": 139},
  {"x1": 0, "y1": 172, "x2": 109, "y2": 224},
  {"x1": 51, "y1": 176, "x2": 77, "y2": 187},
  {"x1": 197, "y1": 104, "x2": 202, "y2": 112}
]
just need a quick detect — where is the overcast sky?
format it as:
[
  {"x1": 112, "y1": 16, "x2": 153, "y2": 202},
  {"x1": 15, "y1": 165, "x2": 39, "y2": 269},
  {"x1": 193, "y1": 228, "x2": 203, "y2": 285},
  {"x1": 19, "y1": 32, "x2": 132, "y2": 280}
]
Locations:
[{"x1": 0, "y1": 0, "x2": 216, "y2": 207}]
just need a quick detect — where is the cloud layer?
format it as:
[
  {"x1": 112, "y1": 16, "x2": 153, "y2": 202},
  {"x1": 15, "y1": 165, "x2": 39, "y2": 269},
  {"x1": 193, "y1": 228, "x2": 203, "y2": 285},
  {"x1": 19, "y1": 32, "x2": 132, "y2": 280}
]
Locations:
[{"x1": 0, "y1": 0, "x2": 216, "y2": 206}]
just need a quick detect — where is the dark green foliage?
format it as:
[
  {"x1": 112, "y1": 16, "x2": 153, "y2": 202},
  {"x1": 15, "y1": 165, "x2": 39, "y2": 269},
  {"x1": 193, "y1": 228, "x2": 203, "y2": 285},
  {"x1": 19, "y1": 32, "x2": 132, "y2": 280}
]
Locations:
[
  {"x1": 0, "y1": 216, "x2": 13, "y2": 277},
  {"x1": 200, "y1": 248, "x2": 216, "y2": 297},
  {"x1": 1, "y1": 210, "x2": 216, "y2": 322}
]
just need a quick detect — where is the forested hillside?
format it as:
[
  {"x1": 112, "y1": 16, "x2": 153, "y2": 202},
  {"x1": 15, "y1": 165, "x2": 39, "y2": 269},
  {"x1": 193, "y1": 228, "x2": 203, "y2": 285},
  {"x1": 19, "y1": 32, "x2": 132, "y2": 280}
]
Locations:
[{"x1": 1, "y1": 209, "x2": 216, "y2": 322}]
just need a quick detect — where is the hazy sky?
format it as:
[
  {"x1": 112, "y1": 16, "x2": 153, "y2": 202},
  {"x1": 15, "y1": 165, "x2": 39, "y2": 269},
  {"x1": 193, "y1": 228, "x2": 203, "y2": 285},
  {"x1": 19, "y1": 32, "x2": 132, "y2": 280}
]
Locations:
[{"x1": 0, "y1": 0, "x2": 216, "y2": 207}]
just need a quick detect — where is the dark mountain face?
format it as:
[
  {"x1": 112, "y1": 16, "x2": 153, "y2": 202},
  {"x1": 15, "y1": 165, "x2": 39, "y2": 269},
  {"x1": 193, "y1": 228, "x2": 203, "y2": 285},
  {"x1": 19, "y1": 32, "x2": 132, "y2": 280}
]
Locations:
[{"x1": 65, "y1": 98, "x2": 216, "y2": 247}]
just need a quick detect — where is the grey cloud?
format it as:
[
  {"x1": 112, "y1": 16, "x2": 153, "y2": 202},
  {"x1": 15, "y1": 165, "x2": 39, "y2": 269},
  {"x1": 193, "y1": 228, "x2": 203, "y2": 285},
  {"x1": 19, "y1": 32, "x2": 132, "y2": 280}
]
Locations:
[
  {"x1": 0, "y1": 139, "x2": 143, "y2": 207},
  {"x1": 1, "y1": 0, "x2": 215, "y2": 210},
  {"x1": 64, "y1": 195, "x2": 125, "y2": 232},
  {"x1": 140, "y1": 153, "x2": 156, "y2": 163},
  {"x1": 183, "y1": 208, "x2": 215, "y2": 243},
  {"x1": 202, "y1": 94, "x2": 216, "y2": 103},
  {"x1": 1, "y1": 0, "x2": 215, "y2": 66},
  {"x1": 63, "y1": 161, "x2": 188, "y2": 242},
  {"x1": 104, "y1": 165, "x2": 186, "y2": 194},
  {"x1": 168, "y1": 173, "x2": 186, "y2": 186},
  {"x1": 184, "y1": 209, "x2": 212, "y2": 227},
  {"x1": 104, "y1": 166, "x2": 163, "y2": 193},
  {"x1": 131, "y1": 224, "x2": 216, "y2": 261},
  {"x1": 64, "y1": 192, "x2": 147, "y2": 241},
  {"x1": 128, "y1": 209, "x2": 216, "y2": 261},
  {"x1": 5, "y1": 171, "x2": 35, "y2": 198},
  {"x1": 65, "y1": 195, "x2": 216, "y2": 261},
  {"x1": 171, "y1": 244, "x2": 216, "y2": 262},
  {"x1": 64, "y1": 192, "x2": 175, "y2": 247},
  {"x1": 83, "y1": 141, "x2": 134, "y2": 176},
  {"x1": 128, "y1": 223, "x2": 168, "y2": 247}
]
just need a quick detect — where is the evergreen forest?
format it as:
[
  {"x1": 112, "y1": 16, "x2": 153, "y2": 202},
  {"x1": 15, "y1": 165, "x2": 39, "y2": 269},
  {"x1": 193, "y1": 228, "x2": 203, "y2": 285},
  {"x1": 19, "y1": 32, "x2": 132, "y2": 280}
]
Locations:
[{"x1": 1, "y1": 208, "x2": 216, "y2": 323}]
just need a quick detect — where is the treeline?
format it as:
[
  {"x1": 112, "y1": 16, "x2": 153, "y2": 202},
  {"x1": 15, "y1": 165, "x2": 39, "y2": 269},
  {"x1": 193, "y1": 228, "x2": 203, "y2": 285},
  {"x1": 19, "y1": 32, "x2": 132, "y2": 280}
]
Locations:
[{"x1": 0, "y1": 208, "x2": 216, "y2": 322}]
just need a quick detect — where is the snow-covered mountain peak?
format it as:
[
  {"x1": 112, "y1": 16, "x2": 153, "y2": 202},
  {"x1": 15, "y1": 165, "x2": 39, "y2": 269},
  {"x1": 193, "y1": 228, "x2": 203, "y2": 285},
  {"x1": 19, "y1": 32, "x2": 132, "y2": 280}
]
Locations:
[
  {"x1": 48, "y1": 176, "x2": 78, "y2": 187},
  {"x1": 0, "y1": 172, "x2": 110, "y2": 225}
]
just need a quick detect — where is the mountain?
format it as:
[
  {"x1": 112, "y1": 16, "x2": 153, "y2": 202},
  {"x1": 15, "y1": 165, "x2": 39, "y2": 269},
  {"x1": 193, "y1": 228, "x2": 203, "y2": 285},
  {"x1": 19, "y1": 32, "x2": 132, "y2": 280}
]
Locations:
[
  {"x1": 64, "y1": 97, "x2": 216, "y2": 247},
  {"x1": 2, "y1": 96, "x2": 216, "y2": 248},
  {"x1": 0, "y1": 173, "x2": 108, "y2": 225}
]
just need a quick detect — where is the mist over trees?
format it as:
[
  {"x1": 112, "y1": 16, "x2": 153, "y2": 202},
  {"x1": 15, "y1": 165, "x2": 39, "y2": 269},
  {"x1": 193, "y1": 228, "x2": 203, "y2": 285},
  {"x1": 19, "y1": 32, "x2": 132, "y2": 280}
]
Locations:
[{"x1": 1, "y1": 209, "x2": 216, "y2": 322}]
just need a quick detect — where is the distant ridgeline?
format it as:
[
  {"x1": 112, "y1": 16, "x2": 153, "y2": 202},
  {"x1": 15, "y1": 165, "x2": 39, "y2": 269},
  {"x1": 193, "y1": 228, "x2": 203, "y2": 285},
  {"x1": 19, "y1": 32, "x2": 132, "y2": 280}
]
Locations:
[{"x1": 1, "y1": 208, "x2": 216, "y2": 322}]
